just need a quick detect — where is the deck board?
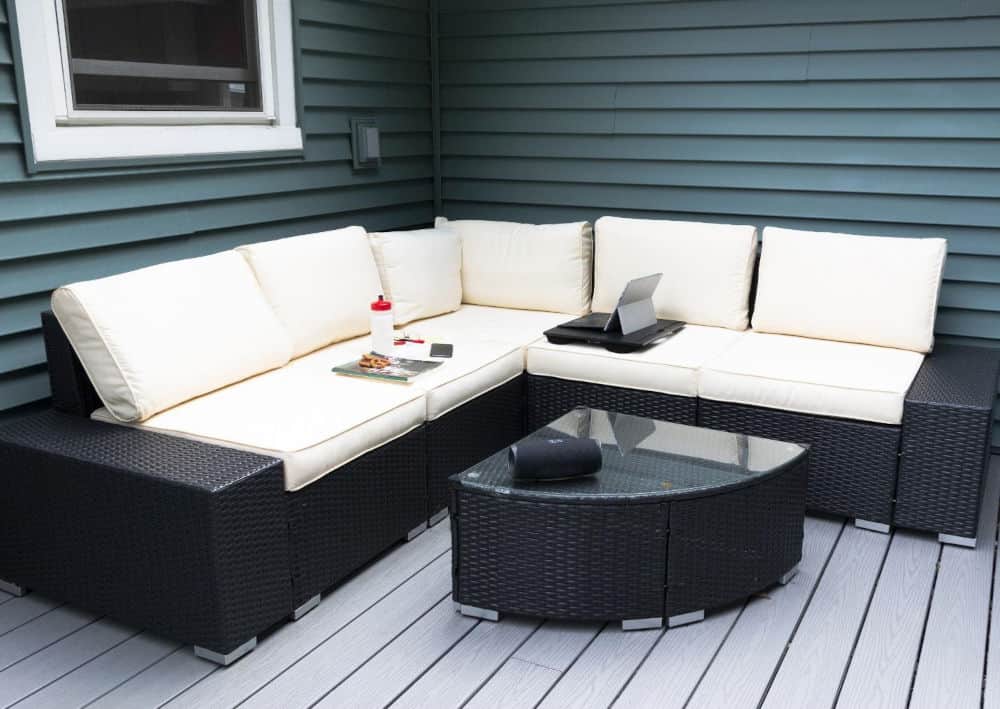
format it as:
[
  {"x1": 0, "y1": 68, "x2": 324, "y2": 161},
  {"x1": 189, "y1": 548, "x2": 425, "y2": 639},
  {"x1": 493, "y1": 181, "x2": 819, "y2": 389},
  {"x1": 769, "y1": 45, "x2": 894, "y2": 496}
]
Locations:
[
  {"x1": 762, "y1": 525, "x2": 891, "y2": 708},
  {"x1": 538, "y1": 625, "x2": 663, "y2": 708},
  {"x1": 391, "y1": 616, "x2": 541, "y2": 709},
  {"x1": 0, "y1": 458, "x2": 994, "y2": 709},
  {"x1": 909, "y1": 459, "x2": 1000, "y2": 709},
  {"x1": 835, "y1": 531, "x2": 940, "y2": 709},
  {"x1": 685, "y1": 516, "x2": 844, "y2": 708}
]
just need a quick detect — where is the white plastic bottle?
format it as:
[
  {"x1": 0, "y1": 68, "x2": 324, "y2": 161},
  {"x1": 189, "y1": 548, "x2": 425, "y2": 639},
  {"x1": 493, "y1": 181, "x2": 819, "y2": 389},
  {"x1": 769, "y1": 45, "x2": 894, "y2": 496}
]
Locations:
[{"x1": 370, "y1": 295, "x2": 395, "y2": 355}]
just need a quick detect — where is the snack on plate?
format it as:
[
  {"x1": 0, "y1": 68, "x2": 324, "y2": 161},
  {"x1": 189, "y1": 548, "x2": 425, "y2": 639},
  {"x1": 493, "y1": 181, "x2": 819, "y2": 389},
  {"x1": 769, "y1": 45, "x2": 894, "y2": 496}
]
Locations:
[{"x1": 360, "y1": 353, "x2": 391, "y2": 369}]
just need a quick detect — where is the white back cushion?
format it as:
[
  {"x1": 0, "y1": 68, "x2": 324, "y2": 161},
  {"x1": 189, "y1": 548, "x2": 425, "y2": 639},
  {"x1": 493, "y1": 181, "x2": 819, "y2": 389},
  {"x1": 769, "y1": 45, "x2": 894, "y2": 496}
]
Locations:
[
  {"x1": 436, "y1": 217, "x2": 593, "y2": 315},
  {"x1": 237, "y1": 226, "x2": 383, "y2": 356},
  {"x1": 752, "y1": 227, "x2": 947, "y2": 353},
  {"x1": 593, "y1": 217, "x2": 758, "y2": 330},
  {"x1": 368, "y1": 228, "x2": 462, "y2": 326},
  {"x1": 51, "y1": 251, "x2": 292, "y2": 423}
]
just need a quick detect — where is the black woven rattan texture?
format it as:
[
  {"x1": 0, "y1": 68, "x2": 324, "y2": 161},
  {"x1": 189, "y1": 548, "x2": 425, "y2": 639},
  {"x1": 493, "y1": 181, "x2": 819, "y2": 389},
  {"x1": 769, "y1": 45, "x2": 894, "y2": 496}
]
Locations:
[
  {"x1": 666, "y1": 455, "x2": 807, "y2": 616},
  {"x1": 894, "y1": 346, "x2": 1000, "y2": 538},
  {"x1": 426, "y1": 375, "x2": 526, "y2": 518},
  {"x1": 41, "y1": 311, "x2": 102, "y2": 416},
  {"x1": 527, "y1": 374, "x2": 697, "y2": 431},
  {"x1": 0, "y1": 411, "x2": 291, "y2": 654},
  {"x1": 452, "y1": 492, "x2": 669, "y2": 621},
  {"x1": 287, "y1": 425, "x2": 428, "y2": 606},
  {"x1": 698, "y1": 400, "x2": 900, "y2": 524}
]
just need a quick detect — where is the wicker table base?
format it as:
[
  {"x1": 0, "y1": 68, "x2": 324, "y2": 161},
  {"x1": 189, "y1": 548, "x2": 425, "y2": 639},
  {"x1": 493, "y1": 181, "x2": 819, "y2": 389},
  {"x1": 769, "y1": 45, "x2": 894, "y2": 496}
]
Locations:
[{"x1": 450, "y1": 409, "x2": 808, "y2": 628}]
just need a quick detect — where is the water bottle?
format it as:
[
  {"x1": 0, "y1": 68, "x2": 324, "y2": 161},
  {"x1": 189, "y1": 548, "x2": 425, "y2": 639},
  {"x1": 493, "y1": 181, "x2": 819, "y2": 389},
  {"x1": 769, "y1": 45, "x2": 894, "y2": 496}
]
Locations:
[{"x1": 370, "y1": 295, "x2": 394, "y2": 355}]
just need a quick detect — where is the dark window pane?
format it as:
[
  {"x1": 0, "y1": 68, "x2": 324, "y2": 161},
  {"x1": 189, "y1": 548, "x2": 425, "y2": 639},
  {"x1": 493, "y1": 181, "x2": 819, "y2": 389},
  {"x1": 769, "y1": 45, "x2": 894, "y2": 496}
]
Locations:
[{"x1": 64, "y1": 0, "x2": 261, "y2": 111}]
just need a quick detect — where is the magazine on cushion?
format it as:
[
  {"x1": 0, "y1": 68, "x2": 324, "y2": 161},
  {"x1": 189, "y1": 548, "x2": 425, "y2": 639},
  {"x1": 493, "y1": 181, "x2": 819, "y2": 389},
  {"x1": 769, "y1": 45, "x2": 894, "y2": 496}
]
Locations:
[{"x1": 333, "y1": 353, "x2": 443, "y2": 383}]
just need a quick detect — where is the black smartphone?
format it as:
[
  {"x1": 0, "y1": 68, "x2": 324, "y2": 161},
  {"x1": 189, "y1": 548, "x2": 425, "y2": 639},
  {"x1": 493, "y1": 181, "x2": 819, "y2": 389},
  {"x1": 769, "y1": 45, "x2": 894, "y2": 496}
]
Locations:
[{"x1": 430, "y1": 343, "x2": 453, "y2": 358}]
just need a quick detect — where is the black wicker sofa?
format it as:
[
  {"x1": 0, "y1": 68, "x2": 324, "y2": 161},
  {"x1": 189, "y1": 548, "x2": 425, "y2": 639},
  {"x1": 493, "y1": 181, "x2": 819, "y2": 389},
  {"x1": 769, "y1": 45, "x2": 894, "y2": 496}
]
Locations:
[{"x1": 1, "y1": 217, "x2": 997, "y2": 666}]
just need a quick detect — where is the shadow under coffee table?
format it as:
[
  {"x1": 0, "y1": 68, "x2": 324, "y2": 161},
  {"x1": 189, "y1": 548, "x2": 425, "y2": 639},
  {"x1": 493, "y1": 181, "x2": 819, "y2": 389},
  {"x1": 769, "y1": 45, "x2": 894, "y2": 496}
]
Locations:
[{"x1": 449, "y1": 407, "x2": 809, "y2": 629}]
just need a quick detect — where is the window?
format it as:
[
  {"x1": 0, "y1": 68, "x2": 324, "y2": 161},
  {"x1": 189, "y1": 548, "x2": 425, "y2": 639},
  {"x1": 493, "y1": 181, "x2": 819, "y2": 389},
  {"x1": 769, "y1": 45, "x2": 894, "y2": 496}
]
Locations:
[
  {"x1": 64, "y1": 0, "x2": 263, "y2": 112},
  {"x1": 12, "y1": 0, "x2": 302, "y2": 170}
]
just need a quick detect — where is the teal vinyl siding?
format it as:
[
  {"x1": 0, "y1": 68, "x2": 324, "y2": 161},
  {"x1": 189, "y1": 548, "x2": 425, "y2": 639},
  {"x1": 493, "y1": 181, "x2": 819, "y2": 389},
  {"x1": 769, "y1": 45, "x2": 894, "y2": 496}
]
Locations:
[
  {"x1": 438, "y1": 0, "x2": 1000, "y2": 447},
  {"x1": 0, "y1": 0, "x2": 433, "y2": 420}
]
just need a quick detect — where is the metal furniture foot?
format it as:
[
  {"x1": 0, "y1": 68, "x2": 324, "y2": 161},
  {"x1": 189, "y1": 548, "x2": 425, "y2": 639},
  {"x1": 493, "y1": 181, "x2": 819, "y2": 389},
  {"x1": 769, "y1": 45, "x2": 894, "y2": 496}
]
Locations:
[
  {"x1": 429, "y1": 508, "x2": 449, "y2": 526},
  {"x1": 194, "y1": 637, "x2": 257, "y2": 666},
  {"x1": 779, "y1": 565, "x2": 799, "y2": 585},
  {"x1": 406, "y1": 521, "x2": 428, "y2": 541},
  {"x1": 292, "y1": 594, "x2": 321, "y2": 620},
  {"x1": 668, "y1": 610, "x2": 704, "y2": 628},
  {"x1": 939, "y1": 533, "x2": 977, "y2": 548},
  {"x1": 0, "y1": 580, "x2": 27, "y2": 597},
  {"x1": 855, "y1": 519, "x2": 891, "y2": 534},
  {"x1": 622, "y1": 617, "x2": 663, "y2": 631},
  {"x1": 458, "y1": 604, "x2": 499, "y2": 621}
]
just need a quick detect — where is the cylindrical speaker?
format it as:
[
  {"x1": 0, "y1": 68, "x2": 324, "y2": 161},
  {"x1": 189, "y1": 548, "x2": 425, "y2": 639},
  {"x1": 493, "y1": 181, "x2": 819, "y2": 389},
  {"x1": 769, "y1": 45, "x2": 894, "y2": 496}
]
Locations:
[{"x1": 508, "y1": 438, "x2": 603, "y2": 480}]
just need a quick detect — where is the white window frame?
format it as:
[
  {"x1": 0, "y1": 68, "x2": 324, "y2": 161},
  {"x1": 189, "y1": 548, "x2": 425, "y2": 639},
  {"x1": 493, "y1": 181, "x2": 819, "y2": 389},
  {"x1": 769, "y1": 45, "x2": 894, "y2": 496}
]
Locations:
[{"x1": 13, "y1": 0, "x2": 303, "y2": 169}]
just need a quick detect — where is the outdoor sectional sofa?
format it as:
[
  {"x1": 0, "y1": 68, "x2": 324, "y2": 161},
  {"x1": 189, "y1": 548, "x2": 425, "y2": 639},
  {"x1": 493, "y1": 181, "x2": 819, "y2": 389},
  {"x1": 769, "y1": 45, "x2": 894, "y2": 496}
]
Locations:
[{"x1": 0, "y1": 217, "x2": 996, "y2": 665}]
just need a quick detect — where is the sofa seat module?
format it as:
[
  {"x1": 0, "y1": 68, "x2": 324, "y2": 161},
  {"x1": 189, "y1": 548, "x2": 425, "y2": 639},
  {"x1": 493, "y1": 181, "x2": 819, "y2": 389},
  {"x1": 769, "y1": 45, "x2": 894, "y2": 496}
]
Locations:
[
  {"x1": 93, "y1": 337, "x2": 426, "y2": 492},
  {"x1": 403, "y1": 304, "x2": 573, "y2": 351},
  {"x1": 525, "y1": 325, "x2": 744, "y2": 429}
]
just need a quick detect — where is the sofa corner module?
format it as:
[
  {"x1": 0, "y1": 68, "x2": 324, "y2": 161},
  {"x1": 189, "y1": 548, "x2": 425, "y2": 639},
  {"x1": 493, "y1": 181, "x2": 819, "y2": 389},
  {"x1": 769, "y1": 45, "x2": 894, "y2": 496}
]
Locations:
[
  {"x1": 0, "y1": 410, "x2": 292, "y2": 658},
  {"x1": 894, "y1": 345, "x2": 1000, "y2": 540}
]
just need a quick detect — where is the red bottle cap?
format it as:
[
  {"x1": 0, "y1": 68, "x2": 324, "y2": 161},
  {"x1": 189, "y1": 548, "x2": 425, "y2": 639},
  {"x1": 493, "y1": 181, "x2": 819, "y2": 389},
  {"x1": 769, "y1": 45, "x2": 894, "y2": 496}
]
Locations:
[{"x1": 371, "y1": 295, "x2": 392, "y2": 311}]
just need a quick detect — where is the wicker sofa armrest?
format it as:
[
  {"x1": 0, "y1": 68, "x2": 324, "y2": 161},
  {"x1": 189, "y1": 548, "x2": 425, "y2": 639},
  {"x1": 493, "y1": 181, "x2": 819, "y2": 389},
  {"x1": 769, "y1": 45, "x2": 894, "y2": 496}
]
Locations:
[
  {"x1": 894, "y1": 345, "x2": 1000, "y2": 540},
  {"x1": 0, "y1": 410, "x2": 292, "y2": 655}
]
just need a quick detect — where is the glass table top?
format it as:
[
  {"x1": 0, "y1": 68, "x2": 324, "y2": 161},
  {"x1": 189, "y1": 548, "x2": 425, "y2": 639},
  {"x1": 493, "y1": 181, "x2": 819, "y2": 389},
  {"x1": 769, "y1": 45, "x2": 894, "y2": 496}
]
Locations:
[{"x1": 452, "y1": 407, "x2": 808, "y2": 503}]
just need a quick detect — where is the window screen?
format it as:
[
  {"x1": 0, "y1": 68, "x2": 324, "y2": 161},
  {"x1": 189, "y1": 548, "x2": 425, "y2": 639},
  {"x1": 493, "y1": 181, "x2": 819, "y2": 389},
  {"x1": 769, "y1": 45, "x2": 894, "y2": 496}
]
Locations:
[{"x1": 63, "y1": 0, "x2": 262, "y2": 111}]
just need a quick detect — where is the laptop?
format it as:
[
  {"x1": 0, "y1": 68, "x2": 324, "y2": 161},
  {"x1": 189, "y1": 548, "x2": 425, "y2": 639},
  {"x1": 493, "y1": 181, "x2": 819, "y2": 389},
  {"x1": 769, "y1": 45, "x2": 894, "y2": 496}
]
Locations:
[
  {"x1": 545, "y1": 273, "x2": 684, "y2": 353},
  {"x1": 561, "y1": 274, "x2": 663, "y2": 335}
]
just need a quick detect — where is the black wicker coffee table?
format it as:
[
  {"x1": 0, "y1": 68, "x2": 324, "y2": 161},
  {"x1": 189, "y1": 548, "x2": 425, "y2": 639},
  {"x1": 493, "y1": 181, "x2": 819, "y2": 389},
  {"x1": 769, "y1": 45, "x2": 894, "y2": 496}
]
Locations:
[{"x1": 449, "y1": 407, "x2": 809, "y2": 629}]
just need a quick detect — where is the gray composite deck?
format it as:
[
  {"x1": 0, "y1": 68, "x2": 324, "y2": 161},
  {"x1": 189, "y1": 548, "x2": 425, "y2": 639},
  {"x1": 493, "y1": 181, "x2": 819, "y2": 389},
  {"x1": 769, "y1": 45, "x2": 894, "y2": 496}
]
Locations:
[{"x1": 1, "y1": 457, "x2": 998, "y2": 709}]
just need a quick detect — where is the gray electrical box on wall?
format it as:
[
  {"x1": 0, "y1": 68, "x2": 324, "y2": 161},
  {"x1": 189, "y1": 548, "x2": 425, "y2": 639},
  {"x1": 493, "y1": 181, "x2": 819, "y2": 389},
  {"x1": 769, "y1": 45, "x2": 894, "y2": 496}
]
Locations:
[{"x1": 350, "y1": 118, "x2": 381, "y2": 169}]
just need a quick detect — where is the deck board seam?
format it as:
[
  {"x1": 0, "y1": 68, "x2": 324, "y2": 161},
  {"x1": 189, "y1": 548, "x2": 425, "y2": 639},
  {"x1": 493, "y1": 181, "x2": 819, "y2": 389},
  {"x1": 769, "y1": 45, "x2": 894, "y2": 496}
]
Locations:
[
  {"x1": 756, "y1": 519, "x2": 847, "y2": 708},
  {"x1": 453, "y1": 620, "x2": 548, "y2": 708},
  {"x1": 7, "y1": 628, "x2": 143, "y2": 708},
  {"x1": 302, "y1": 592, "x2": 454, "y2": 709},
  {"x1": 979, "y1": 499, "x2": 1000, "y2": 708},
  {"x1": 531, "y1": 621, "x2": 608, "y2": 707},
  {"x1": 904, "y1": 536, "x2": 946, "y2": 706},
  {"x1": 173, "y1": 545, "x2": 452, "y2": 708},
  {"x1": 607, "y1": 626, "x2": 668, "y2": 707},
  {"x1": 0, "y1": 614, "x2": 104, "y2": 673},
  {"x1": 0, "y1": 602, "x2": 67, "y2": 639},
  {"x1": 80, "y1": 644, "x2": 186, "y2": 709},
  {"x1": 830, "y1": 529, "x2": 896, "y2": 707},
  {"x1": 671, "y1": 602, "x2": 749, "y2": 709}
]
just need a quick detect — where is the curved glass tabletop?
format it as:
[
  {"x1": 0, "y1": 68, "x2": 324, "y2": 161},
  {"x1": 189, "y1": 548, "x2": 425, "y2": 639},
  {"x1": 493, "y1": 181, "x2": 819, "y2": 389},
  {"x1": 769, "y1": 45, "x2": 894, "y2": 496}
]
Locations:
[{"x1": 452, "y1": 407, "x2": 808, "y2": 503}]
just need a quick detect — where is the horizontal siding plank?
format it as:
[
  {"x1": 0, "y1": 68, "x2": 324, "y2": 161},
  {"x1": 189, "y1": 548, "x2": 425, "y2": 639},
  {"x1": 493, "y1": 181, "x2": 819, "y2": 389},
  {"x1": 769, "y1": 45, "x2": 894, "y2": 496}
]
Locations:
[
  {"x1": 299, "y1": 24, "x2": 430, "y2": 60},
  {"x1": 0, "y1": 67, "x2": 16, "y2": 105},
  {"x1": 0, "y1": 159, "x2": 432, "y2": 224},
  {"x1": 441, "y1": 156, "x2": 1000, "y2": 199},
  {"x1": 442, "y1": 50, "x2": 1000, "y2": 86},
  {"x1": 0, "y1": 331, "x2": 46, "y2": 373},
  {"x1": 0, "y1": 367, "x2": 49, "y2": 411},
  {"x1": 442, "y1": 179, "x2": 1000, "y2": 228},
  {"x1": 443, "y1": 81, "x2": 1000, "y2": 110},
  {"x1": 442, "y1": 109, "x2": 1000, "y2": 140},
  {"x1": 302, "y1": 81, "x2": 431, "y2": 108},
  {"x1": 0, "y1": 107, "x2": 20, "y2": 144},
  {"x1": 302, "y1": 107, "x2": 431, "y2": 135},
  {"x1": 0, "y1": 293, "x2": 52, "y2": 337},
  {"x1": 441, "y1": 18, "x2": 1000, "y2": 60},
  {"x1": 442, "y1": 133, "x2": 1000, "y2": 169},
  {"x1": 0, "y1": 181, "x2": 432, "y2": 265},
  {"x1": 438, "y1": 0, "x2": 1000, "y2": 34},
  {"x1": 300, "y1": 52, "x2": 430, "y2": 84},
  {"x1": 299, "y1": 0, "x2": 428, "y2": 36}
]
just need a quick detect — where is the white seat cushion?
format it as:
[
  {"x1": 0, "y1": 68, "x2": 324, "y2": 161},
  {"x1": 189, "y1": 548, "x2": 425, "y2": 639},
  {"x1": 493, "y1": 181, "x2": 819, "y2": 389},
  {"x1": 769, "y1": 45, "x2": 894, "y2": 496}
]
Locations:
[
  {"x1": 527, "y1": 325, "x2": 745, "y2": 398},
  {"x1": 436, "y1": 217, "x2": 593, "y2": 315},
  {"x1": 237, "y1": 226, "x2": 383, "y2": 357},
  {"x1": 752, "y1": 227, "x2": 947, "y2": 353},
  {"x1": 368, "y1": 228, "x2": 462, "y2": 326},
  {"x1": 52, "y1": 251, "x2": 292, "y2": 423},
  {"x1": 593, "y1": 217, "x2": 758, "y2": 330},
  {"x1": 93, "y1": 338, "x2": 426, "y2": 491},
  {"x1": 699, "y1": 331, "x2": 925, "y2": 425},
  {"x1": 410, "y1": 340, "x2": 524, "y2": 420},
  {"x1": 401, "y1": 305, "x2": 572, "y2": 350}
]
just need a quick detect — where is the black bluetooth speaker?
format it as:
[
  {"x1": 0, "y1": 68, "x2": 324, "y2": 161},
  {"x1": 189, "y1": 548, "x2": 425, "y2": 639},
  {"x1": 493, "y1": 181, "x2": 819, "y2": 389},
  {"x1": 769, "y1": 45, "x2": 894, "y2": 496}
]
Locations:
[{"x1": 508, "y1": 437, "x2": 603, "y2": 481}]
